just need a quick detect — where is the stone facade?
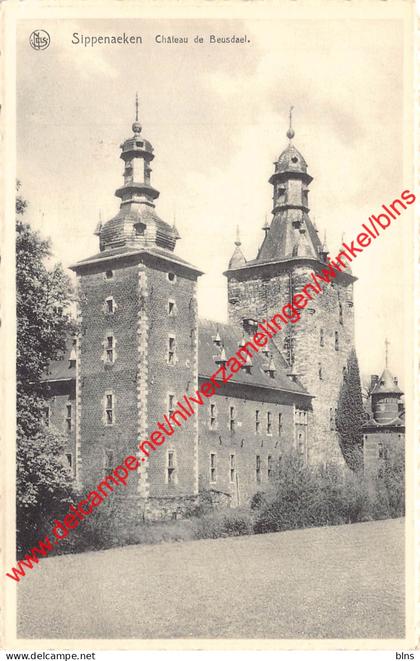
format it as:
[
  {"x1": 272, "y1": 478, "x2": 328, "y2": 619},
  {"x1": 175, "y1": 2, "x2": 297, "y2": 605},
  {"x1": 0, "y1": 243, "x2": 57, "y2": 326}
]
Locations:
[{"x1": 44, "y1": 108, "x2": 370, "y2": 521}]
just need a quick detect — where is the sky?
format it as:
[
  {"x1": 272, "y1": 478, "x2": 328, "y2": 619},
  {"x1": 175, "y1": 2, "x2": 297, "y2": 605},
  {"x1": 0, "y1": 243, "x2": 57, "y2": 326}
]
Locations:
[{"x1": 16, "y1": 15, "x2": 411, "y2": 383}]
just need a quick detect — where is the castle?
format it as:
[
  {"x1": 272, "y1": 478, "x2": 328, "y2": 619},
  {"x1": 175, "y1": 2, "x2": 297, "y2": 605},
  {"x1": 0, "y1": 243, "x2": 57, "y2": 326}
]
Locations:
[{"x1": 43, "y1": 102, "x2": 404, "y2": 519}]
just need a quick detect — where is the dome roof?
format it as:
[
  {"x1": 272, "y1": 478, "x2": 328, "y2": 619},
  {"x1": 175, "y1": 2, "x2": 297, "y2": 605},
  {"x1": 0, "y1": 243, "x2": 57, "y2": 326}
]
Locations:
[
  {"x1": 100, "y1": 204, "x2": 178, "y2": 253},
  {"x1": 275, "y1": 143, "x2": 308, "y2": 175}
]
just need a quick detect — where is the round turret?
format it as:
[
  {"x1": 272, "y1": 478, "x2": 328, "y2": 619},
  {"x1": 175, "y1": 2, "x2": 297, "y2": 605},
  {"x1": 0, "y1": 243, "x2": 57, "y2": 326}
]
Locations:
[{"x1": 371, "y1": 368, "x2": 402, "y2": 423}]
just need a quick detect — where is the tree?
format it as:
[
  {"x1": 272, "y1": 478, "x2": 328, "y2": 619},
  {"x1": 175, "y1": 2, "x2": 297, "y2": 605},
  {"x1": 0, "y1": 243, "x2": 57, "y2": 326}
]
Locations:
[
  {"x1": 16, "y1": 185, "x2": 77, "y2": 552},
  {"x1": 336, "y1": 348, "x2": 365, "y2": 471}
]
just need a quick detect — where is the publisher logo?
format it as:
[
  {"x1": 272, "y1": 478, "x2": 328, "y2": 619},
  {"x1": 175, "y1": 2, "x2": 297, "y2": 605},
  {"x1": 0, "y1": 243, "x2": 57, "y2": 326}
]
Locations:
[{"x1": 29, "y1": 30, "x2": 50, "y2": 51}]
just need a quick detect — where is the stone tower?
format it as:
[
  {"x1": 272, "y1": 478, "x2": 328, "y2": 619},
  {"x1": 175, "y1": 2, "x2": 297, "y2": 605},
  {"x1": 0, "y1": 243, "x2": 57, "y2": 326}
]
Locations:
[
  {"x1": 71, "y1": 97, "x2": 202, "y2": 516},
  {"x1": 224, "y1": 117, "x2": 357, "y2": 464}
]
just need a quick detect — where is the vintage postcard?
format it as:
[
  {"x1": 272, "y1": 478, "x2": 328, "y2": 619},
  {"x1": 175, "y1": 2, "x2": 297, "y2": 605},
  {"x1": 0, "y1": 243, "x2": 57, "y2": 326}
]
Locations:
[{"x1": 1, "y1": 0, "x2": 418, "y2": 651}]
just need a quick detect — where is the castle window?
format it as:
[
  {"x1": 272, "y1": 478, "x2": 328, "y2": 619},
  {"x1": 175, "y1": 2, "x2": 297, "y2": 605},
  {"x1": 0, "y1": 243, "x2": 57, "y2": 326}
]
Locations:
[
  {"x1": 65, "y1": 453, "x2": 72, "y2": 469},
  {"x1": 104, "y1": 449, "x2": 114, "y2": 474},
  {"x1": 378, "y1": 442, "x2": 384, "y2": 459},
  {"x1": 278, "y1": 413, "x2": 282, "y2": 436},
  {"x1": 255, "y1": 410, "x2": 260, "y2": 434},
  {"x1": 320, "y1": 328, "x2": 324, "y2": 347},
  {"x1": 168, "y1": 393, "x2": 175, "y2": 416},
  {"x1": 339, "y1": 302, "x2": 343, "y2": 325},
  {"x1": 256, "y1": 455, "x2": 261, "y2": 483},
  {"x1": 229, "y1": 406, "x2": 236, "y2": 431},
  {"x1": 378, "y1": 467, "x2": 384, "y2": 479},
  {"x1": 167, "y1": 450, "x2": 176, "y2": 484},
  {"x1": 210, "y1": 453, "x2": 217, "y2": 483},
  {"x1": 106, "y1": 335, "x2": 115, "y2": 363},
  {"x1": 105, "y1": 297, "x2": 114, "y2": 314},
  {"x1": 267, "y1": 455, "x2": 273, "y2": 479},
  {"x1": 167, "y1": 272, "x2": 176, "y2": 283},
  {"x1": 168, "y1": 300, "x2": 176, "y2": 317},
  {"x1": 266, "y1": 411, "x2": 272, "y2": 435},
  {"x1": 168, "y1": 335, "x2": 176, "y2": 365},
  {"x1": 66, "y1": 404, "x2": 72, "y2": 431},
  {"x1": 329, "y1": 408, "x2": 335, "y2": 431},
  {"x1": 343, "y1": 366, "x2": 347, "y2": 381},
  {"x1": 318, "y1": 363, "x2": 323, "y2": 380},
  {"x1": 105, "y1": 394, "x2": 114, "y2": 425},
  {"x1": 105, "y1": 270, "x2": 114, "y2": 280},
  {"x1": 229, "y1": 453, "x2": 236, "y2": 483},
  {"x1": 43, "y1": 406, "x2": 50, "y2": 427},
  {"x1": 298, "y1": 432, "x2": 305, "y2": 455},
  {"x1": 335, "y1": 331, "x2": 339, "y2": 351},
  {"x1": 209, "y1": 403, "x2": 217, "y2": 429}
]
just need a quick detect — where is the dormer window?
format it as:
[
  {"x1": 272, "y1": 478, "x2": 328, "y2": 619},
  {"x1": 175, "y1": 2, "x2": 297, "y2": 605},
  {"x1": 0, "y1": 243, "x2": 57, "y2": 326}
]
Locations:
[
  {"x1": 134, "y1": 222, "x2": 145, "y2": 236},
  {"x1": 105, "y1": 297, "x2": 115, "y2": 314}
]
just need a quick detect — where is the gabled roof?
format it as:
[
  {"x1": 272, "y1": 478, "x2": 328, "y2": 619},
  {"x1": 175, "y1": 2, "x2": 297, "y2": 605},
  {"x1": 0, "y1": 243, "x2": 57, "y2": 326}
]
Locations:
[{"x1": 198, "y1": 319, "x2": 310, "y2": 396}]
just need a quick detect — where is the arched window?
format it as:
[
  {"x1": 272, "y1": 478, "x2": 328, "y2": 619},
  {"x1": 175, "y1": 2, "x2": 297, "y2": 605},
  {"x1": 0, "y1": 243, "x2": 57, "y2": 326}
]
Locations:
[
  {"x1": 320, "y1": 328, "x2": 324, "y2": 347},
  {"x1": 335, "y1": 331, "x2": 339, "y2": 351},
  {"x1": 339, "y1": 302, "x2": 343, "y2": 325}
]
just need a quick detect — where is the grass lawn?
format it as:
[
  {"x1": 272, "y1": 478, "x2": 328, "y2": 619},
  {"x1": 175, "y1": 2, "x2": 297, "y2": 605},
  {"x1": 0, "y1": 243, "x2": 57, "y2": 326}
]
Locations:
[{"x1": 17, "y1": 518, "x2": 405, "y2": 640}]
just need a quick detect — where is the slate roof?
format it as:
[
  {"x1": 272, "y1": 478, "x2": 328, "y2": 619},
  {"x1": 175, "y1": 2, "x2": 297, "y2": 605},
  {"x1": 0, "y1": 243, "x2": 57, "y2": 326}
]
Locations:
[
  {"x1": 71, "y1": 245, "x2": 202, "y2": 274},
  {"x1": 362, "y1": 411, "x2": 405, "y2": 430},
  {"x1": 371, "y1": 368, "x2": 403, "y2": 395},
  {"x1": 42, "y1": 338, "x2": 76, "y2": 382},
  {"x1": 198, "y1": 319, "x2": 310, "y2": 396},
  {"x1": 43, "y1": 320, "x2": 311, "y2": 399}
]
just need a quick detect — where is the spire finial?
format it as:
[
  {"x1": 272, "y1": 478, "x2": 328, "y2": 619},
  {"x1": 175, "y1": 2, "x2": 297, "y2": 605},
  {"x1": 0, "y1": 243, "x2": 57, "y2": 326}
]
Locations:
[
  {"x1": 235, "y1": 225, "x2": 241, "y2": 246},
  {"x1": 132, "y1": 92, "x2": 142, "y2": 134},
  {"x1": 262, "y1": 213, "x2": 270, "y2": 235},
  {"x1": 286, "y1": 106, "x2": 295, "y2": 140},
  {"x1": 385, "y1": 337, "x2": 390, "y2": 368}
]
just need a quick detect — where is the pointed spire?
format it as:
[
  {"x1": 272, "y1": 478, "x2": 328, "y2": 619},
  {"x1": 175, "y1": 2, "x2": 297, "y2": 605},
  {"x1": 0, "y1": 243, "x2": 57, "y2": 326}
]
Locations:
[
  {"x1": 262, "y1": 214, "x2": 270, "y2": 235},
  {"x1": 286, "y1": 105, "x2": 295, "y2": 140},
  {"x1": 94, "y1": 210, "x2": 103, "y2": 236},
  {"x1": 132, "y1": 92, "x2": 142, "y2": 134},
  {"x1": 318, "y1": 229, "x2": 329, "y2": 261},
  {"x1": 228, "y1": 226, "x2": 246, "y2": 269}
]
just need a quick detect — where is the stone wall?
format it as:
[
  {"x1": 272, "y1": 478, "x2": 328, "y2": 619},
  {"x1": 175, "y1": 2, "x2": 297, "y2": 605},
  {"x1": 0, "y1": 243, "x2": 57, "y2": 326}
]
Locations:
[
  {"x1": 197, "y1": 379, "x2": 311, "y2": 505},
  {"x1": 227, "y1": 259, "x2": 355, "y2": 466}
]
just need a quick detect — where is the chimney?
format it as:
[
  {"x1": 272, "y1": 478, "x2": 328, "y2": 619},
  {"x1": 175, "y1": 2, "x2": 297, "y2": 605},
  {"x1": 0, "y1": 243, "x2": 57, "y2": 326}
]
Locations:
[{"x1": 370, "y1": 374, "x2": 379, "y2": 390}]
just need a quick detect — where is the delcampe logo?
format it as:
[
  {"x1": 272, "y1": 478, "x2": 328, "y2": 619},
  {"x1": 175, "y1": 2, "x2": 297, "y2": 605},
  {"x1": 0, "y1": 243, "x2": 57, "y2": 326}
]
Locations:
[{"x1": 29, "y1": 30, "x2": 50, "y2": 50}]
